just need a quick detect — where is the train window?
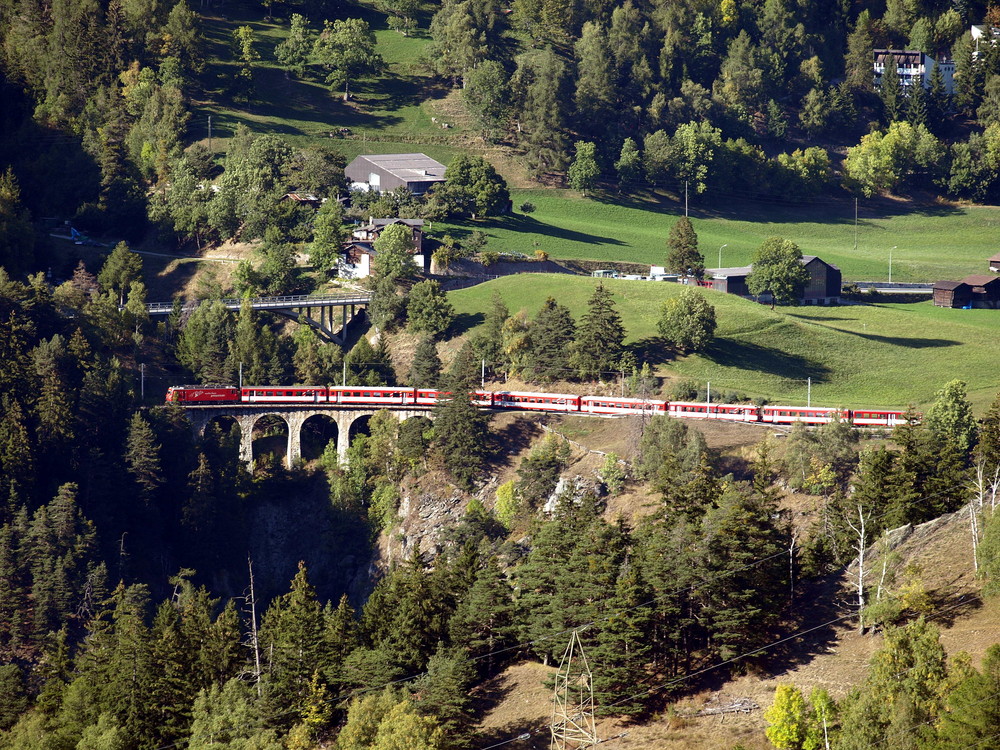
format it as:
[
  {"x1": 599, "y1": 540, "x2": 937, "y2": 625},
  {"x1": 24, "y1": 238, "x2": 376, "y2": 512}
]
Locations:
[{"x1": 266, "y1": 391, "x2": 273, "y2": 396}]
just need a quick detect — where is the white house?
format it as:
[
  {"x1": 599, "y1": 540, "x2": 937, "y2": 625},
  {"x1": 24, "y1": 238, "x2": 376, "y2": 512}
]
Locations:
[{"x1": 873, "y1": 49, "x2": 955, "y2": 94}]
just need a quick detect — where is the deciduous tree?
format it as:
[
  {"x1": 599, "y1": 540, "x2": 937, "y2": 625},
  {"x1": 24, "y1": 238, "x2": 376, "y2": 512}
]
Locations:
[
  {"x1": 746, "y1": 236, "x2": 810, "y2": 308},
  {"x1": 657, "y1": 288, "x2": 716, "y2": 353}
]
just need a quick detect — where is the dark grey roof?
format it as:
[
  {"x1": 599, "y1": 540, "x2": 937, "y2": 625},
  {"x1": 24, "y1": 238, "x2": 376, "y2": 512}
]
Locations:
[
  {"x1": 370, "y1": 218, "x2": 424, "y2": 228},
  {"x1": 963, "y1": 274, "x2": 1000, "y2": 286},
  {"x1": 354, "y1": 154, "x2": 446, "y2": 181},
  {"x1": 802, "y1": 255, "x2": 840, "y2": 271},
  {"x1": 709, "y1": 256, "x2": 838, "y2": 279},
  {"x1": 874, "y1": 49, "x2": 923, "y2": 66}
]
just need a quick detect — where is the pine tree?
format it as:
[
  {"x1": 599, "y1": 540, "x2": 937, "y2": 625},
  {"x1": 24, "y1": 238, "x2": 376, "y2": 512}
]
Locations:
[
  {"x1": 592, "y1": 560, "x2": 653, "y2": 716},
  {"x1": 571, "y1": 284, "x2": 625, "y2": 380},
  {"x1": 615, "y1": 137, "x2": 642, "y2": 189},
  {"x1": 696, "y1": 485, "x2": 790, "y2": 662},
  {"x1": 259, "y1": 561, "x2": 328, "y2": 728},
  {"x1": 937, "y1": 645, "x2": 1000, "y2": 747},
  {"x1": 125, "y1": 413, "x2": 164, "y2": 507},
  {"x1": 448, "y1": 558, "x2": 519, "y2": 677},
  {"x1": 97, "y1": 242, "x2": 142, "y2": 306},
  {"x1": 471, "y1": 290, "x2": 509, "y2": 374},
  {"x1": 147, "y1": 601, "x2": 194, "y2": 746},
  {"x1": 415, "y1": 644, "x2": 476, "y2": 747},
  {"x1": 188, "y1": 679, "x2": 283, "y2": 750},
  {"x1": 666, "y1": 216, "x2": 704, "y2": 276},
  {"x1": 880, "y1": 53, "x2": 904, "y2": 123},
  {"x1": 527, "y1": 296, "x2": 575, "y2": 382},
  {"x1": 409, "y1": 335, "x2": 443, "y2": 387}
]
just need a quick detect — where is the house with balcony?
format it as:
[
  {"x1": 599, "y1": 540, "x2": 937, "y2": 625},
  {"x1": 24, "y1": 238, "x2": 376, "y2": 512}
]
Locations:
[{"x1": 873, "y1": 49, "x2": 955, "y2": 94}]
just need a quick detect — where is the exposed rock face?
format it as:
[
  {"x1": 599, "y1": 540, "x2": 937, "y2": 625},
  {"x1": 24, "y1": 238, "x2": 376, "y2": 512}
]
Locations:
[
  {"x1": 382, "y1": 471, "x2": 487, "y2": 566},
  {"x1": 542, "y1": 475, "x2": 605, "y2": 514}
]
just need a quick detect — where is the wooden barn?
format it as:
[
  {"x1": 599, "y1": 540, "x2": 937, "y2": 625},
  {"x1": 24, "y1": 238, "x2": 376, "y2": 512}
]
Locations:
[
  {"x1": 933, "y1": 275, "x2": 1000, "y2": 308},
  {"x1": 706, "y1": 255, "x2": 841, "y2": 305},
  {"x1": 933, "y1": 280, "x2": 972, "y2": 308}
]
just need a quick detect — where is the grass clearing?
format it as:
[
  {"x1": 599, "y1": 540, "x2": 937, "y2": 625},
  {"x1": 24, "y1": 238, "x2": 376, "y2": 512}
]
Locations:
[
  {"x1": 438, "y1": 190, "x2": 1000, "y2": 282},
  {"x1": 449, "y1": 275, "x2": 1000, "y2": 410},
  {"x1": 191, "y1": 1, "x2": 471, "y2": 153}
]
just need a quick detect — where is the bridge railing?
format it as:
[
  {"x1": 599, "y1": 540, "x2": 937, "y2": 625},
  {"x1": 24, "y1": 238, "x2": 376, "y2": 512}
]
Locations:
[{"x1": 145, "y1": 292, "x2": 372, "y2": 314}]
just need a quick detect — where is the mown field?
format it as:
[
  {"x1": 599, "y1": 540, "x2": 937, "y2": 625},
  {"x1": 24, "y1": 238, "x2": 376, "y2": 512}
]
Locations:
[
  {"x1": 449, "y1": 275, "x2": 1000, "y2": 410},
  {"x1": 438, "y1": 190, "x2": 1000, "y2": 283}
]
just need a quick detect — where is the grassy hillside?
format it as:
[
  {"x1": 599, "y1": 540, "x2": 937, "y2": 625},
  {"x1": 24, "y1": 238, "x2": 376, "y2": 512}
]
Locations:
[
  {"x1": 189, "y1": 5, "x2": 1000, "y2": 284},
  {"x1": 438, "y1": 190, "x2": 1000, "y2": 282},
  {"x1": 449, "y1": 275, "x2": 1000, "y2": 410}
]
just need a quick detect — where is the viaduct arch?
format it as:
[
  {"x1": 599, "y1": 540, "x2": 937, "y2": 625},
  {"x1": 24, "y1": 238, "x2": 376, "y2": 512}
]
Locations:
[{"x1": 185, "y1": 406, "x2": 435, "y2": 469}]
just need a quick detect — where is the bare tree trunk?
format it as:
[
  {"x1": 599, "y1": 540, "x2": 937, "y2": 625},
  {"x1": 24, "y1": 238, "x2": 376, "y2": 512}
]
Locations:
[
  {"x1": 847, "y1": 503, "x2": 868, "y2": 634},
  {"x1": 245, "y1": 556, "x2": 263, "y2": 696}
]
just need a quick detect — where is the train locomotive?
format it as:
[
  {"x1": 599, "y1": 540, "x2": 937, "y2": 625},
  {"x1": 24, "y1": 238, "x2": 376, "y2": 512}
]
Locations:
[{"x1": 166, "y1": 385, "x2": 907, "y2": 427}]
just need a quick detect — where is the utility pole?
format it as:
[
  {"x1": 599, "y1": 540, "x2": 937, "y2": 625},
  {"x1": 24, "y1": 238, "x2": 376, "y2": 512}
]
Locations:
[
  {"x1": 718, "y1": 243, "x2": 727, "y2": 268},
  {"x1": 706, "y1": 381, "x2": 710, "y2": 404},
  {"x1": 854, "y1": 197, "x2": 858, "y2": 253},
  {"x1": 551, "y1": 629, "x2": 598, "y2": 750},
  {"x1": 342, "y1": 360, "x2": 347, "y2": 386},
  {"x1": 140, "y1": 363, "x2": 145, "y2": 400},
  {"x1": 807, "y1": 377, "x2": 811, "y2": 407},
  {"x1": 481, "y1": 358, "x2": 486, "y2": 388},
  {"x1": 208, "y1": 114, "x2": 213, "y2": 152},
  {"x1": 888, "y1": 245, "x2": 897, "y2": 283},
  {"x1": 239, "y1": 362, "x2": 243, "y2": 389},
  {"x1": 684, "y1": 180, "x2": 689, "y2": 218}
]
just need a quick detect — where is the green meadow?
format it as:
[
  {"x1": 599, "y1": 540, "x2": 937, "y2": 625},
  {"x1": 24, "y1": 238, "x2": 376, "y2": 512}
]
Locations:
[
  {"x1": 449, "y1": 275, "x2": 1000, "y2": 411},
  {"x1": 438, "y1": 190, "x2": 1000, "y2": 283}
]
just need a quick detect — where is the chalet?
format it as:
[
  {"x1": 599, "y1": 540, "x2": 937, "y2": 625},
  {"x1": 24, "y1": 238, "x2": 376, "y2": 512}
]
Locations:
[
  {"x1": 338, "y1": 219, "x2": 428, "y2": 278},
  {"x1": 705, "y1": 255, "x2": 841, "y2": 305},
  {"x1": 989, "y1": 253, "x2": 1000, "y2": 272},
  {"x1": 933, "y1": 275, "x2": 1000, "y2": 308},
  {"x1": 345, "y1": 154, "x2": 446, "y2": 195},
  {"x1": 352, "y1": 218, "x2": 424, "y2": 251},
  {"x1": 873, "y1": 49, "x2": 955, "y2": 94},
  {"x1": 339, "y1": 242, "x2": 376, "y2": 279}
]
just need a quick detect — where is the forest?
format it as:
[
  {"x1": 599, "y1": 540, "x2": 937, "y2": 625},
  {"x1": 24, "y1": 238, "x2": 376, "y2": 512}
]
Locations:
[{"x1": 6, "y1": 0, "x2": 1000, "y2": 747}]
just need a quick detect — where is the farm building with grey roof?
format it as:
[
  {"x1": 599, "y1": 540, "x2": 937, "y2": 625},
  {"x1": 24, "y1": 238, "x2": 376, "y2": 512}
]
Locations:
[{"x1": 345, "y1": 153, "x2": 446, "y2": 194}]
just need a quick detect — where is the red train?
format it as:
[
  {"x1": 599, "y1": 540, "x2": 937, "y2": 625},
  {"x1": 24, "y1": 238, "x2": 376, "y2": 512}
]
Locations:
[{"x1": 166, "y1": 385, "x2": 907, "y2": 427}]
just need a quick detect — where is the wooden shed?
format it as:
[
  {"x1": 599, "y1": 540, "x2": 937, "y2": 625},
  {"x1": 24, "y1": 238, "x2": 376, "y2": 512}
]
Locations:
[
  {"x1": 989, "y1": 253, "x2": 1000, "y2": 272},
  {"x1": 933, "y1": 280, "x2": 972, "y2": 308},
  {"x1": 963, "y1": 274, "x2": 1000, "y2": 308}
]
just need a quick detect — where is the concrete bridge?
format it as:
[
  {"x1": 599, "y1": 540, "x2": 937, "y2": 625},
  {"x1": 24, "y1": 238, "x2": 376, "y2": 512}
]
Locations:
[
  {"x1": 144, "y1": 293, "x2": 371, "y2": 343},
  {"x1": 182, "y1": 404, "x2": 434, "y2": 468}
]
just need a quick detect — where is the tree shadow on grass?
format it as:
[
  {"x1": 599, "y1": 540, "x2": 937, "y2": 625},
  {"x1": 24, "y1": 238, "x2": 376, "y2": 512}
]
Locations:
[
  {"x1": 489, "y1": 416, "x2": 544, "y2": 468},
  {"x1": 704, "y1": 339, "x2": 832, "y2": 382},
  {"x1": 589, "y1": 186, "x2": 964, "y2": 226},
  {"x1": 449, "y1": 213, "x2": 628, "y2": 248},
  {"x1": 449, "y1": 311, "x2": 485, "y2": 337},
  {"x1": 627, "y1": 336, "x2": 676, "y2": 366},
  {"x1": 848, "y1": 331, "x2": 960, "y2": 349}
]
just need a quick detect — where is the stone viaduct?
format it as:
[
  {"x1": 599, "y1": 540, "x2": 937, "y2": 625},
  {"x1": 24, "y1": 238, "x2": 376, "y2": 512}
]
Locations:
[{"x1": 182, "y1": 405, "x2": 435, "y2": 468}]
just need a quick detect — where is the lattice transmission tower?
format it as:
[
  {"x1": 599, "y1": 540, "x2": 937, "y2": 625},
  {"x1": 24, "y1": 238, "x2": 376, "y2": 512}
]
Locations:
[{"x1": 550, "y1": 629, "x2": 599, "y2": 750}]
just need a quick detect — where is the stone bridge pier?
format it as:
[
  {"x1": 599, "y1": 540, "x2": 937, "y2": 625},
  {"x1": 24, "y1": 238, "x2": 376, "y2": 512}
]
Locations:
[{"x1": 183, "y1": 406, "x2": 434, "y2": 469}]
